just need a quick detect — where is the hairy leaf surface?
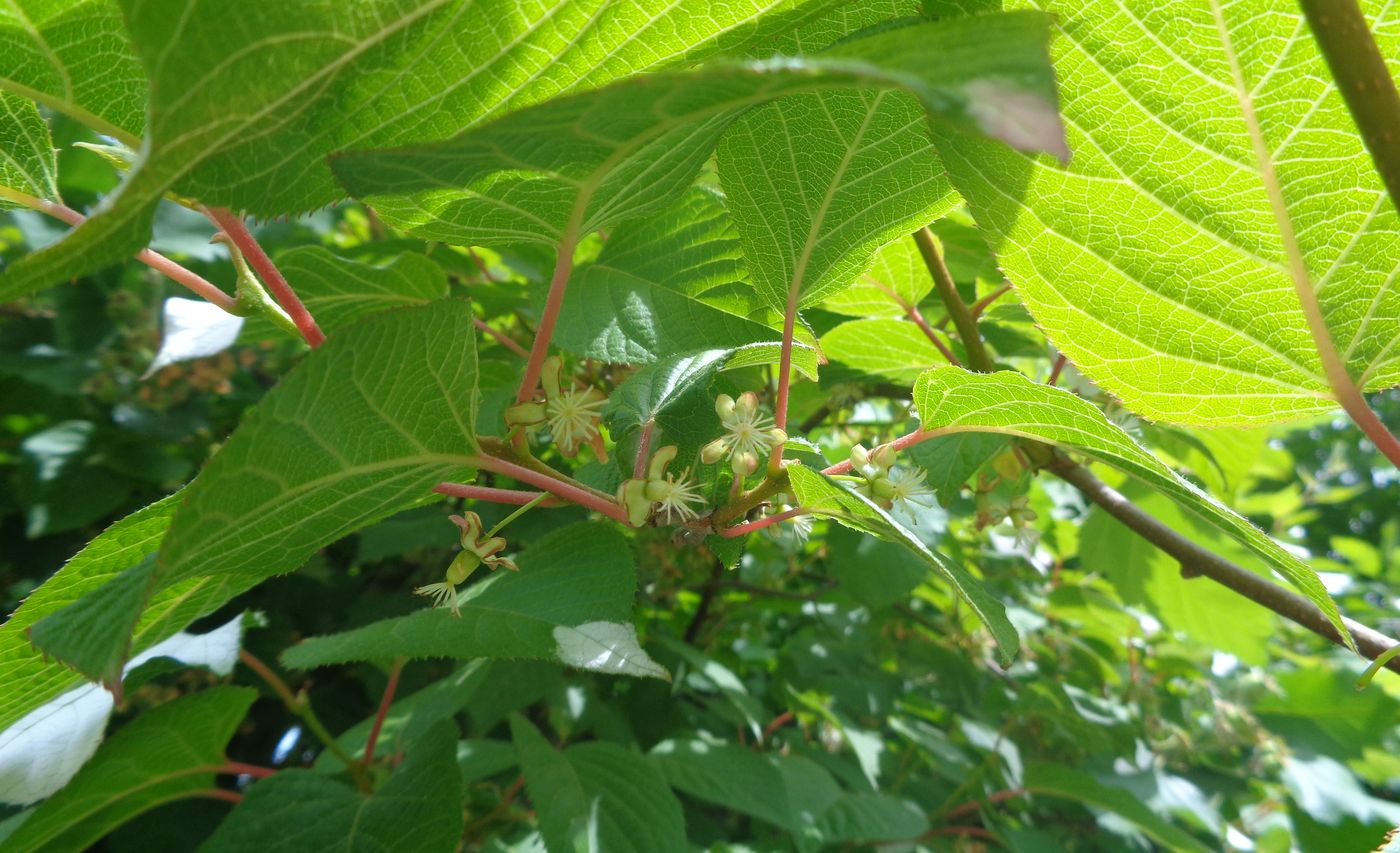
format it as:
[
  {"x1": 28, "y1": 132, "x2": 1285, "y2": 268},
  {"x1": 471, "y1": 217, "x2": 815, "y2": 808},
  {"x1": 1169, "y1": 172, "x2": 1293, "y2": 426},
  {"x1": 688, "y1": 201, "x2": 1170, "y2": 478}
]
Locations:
[{"x1": 936, "y1": 0, "x2": 1400, "y2": 424}]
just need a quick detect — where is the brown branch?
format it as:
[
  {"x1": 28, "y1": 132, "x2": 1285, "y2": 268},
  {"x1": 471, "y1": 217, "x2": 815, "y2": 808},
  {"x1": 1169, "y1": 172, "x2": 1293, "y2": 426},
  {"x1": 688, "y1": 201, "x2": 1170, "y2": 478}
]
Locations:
[
  {"x1": 916, "y1": 227, "x2": 993, "y2": 373},
  {"x1": 1051, "y1": 458, "x2": 1400, "y2": 672}
]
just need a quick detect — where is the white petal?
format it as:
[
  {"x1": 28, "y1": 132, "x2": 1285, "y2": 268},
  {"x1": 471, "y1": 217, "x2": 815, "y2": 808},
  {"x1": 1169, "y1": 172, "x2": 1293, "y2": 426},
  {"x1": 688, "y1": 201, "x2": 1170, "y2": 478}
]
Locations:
[
  {"x1": 143, "y1": 297, "x2": 244, "y2": 379},
  {"x1": 0, "y1": 685, "x2": 114, "y2": 804}
]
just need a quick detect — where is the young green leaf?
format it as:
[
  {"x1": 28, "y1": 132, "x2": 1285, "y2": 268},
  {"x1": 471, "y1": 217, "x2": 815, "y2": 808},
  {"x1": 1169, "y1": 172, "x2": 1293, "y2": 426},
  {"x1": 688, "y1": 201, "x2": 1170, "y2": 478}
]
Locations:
[
  {"x1": 550, "y1": 188, "x2": 793, "y2": 363},
  {"x1": 0, "y1": 91, "x2": 58, "y2": 205},
  {"x1": 279, "y1": 248, "x2": 449, "y2": 336},
  {"x1": 911, "y1": 366, "x2": 1347, "y2": 639},
  {"x1": 821, "y1": 235, "x2": 931, "y2": 318},
  {"x1": 935, "y1": 0, "x2": 1400, "y2": 425},
  {"x1": 822, "y1": 318, "x2": 956, "y2": 382},
  {"x1": 202, "y1": 721, "x2": 463, "y2": 853},
  {"x1": 333, "y1": 11, "x2": 1064, "y2": 248},
  {"x1": 786, "y1": 463, "x2": 1019, "y2": 665},
  {"x1": 0, "y1": 0, "x2": 147, "y2": 142},
  {"x1": 512, "y1": 715, "x2": 688, "y2": 853},
  {"x1": 718, "y1": 87, "x2": 956, "y2": 313},
  {"x1": 27, "y1": 557, "x2": 155, "y2": 691},
  {"x1": 1, "y1": 687, "x2": 256, "y2": 853},
  {"x1": 282, "y1": 523, "x2": 643, "y2": 672}
]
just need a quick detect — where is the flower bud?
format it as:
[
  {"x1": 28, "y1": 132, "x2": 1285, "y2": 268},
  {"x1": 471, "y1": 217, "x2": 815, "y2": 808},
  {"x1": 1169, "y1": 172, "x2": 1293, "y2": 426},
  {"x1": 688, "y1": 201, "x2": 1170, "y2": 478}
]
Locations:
[
  {"x1": 714, "y1": 393, "x2": 736, "y2": 421},
  {"x1": 850, "y1": 444, "x2": 872, "y2": 471},
  {"x1": 731, "y1": 451, "x2": 759, "y2": 477},
  {"x1": 872, "y1": 445, "x2": 897, "y2": 473},
  {"x1": 504, "y1": 401, "x2": 546, "y2": 427},
  {"x1": 766, "y1": 428, "x2": 788, "y2": 447},
  {"x1": 701, "y1": 438, "x2": 728, "y2": 465}
]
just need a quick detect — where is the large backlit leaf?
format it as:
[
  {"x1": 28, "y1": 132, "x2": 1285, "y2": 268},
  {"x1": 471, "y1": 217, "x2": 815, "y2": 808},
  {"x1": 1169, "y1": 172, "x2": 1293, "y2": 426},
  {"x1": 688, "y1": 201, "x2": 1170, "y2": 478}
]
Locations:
[
  {"x1": 822, "y1": 318, "x2": 955, "y2": 382},
  {"x1": 936, "y1": 0, "x2": 1400, "y2": 425},
  {"x1": 1, "y1": 0, "x2": 840, "y2": 298},
  {"x1": 0, "y1": 0, "x2": 147, "y2": 141},
  {"x1": 279, "y1": 247, "x2": 448, "y2": 335},
  {"x1": 334, "y1": 11, "x2": 1064, "y2": 247},
  {"x1": 552, "y1": 187, "x2": 789, "y2": 363},
  {"x1": 911, "y1": 366, "x2": 1345, "y2": 638}
]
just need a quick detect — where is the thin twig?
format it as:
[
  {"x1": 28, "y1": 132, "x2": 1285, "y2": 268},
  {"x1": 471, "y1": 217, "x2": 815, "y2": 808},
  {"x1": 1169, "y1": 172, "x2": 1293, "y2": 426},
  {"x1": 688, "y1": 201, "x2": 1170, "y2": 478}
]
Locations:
[
  {"x1": 473, "y1": 317, "x2": 528, "y2": 358},
  {"x1": 916, "y1": 227, "x2": 993, "y2": 373},
  {"x1": 944, "y1": 788, "x2": 1029, "y2": 820},
  {"x1": 206, "y1": 208, "x2": 325, "y2": 347},
  {"x1": 220, "y1": 761, "x2": 278, "y2": 780},
  {"x1": 195, "y1": 789, "x2": 244, "y2": 804},
  {"x1": 362, "y1": 658, "x2": 405, "y2": 769},
  {"x1": 469, "y1": 454, "x2": 630, "y2": 524},
  {"x1": 1047, "y1": 354, "x2": 1068, "y2": 386},
  {"x1": 717, "y1": 507, "x2": 809, "y2": 538},
  {"x1": 434, "y1": 483, "x2": 561, "y2": 506},
  {"x1": 1, "y1": 189, "x2": 238, "y2": 312},
  {"x1": 907, "y1": 302, "x2": 961, "y2": 366}
]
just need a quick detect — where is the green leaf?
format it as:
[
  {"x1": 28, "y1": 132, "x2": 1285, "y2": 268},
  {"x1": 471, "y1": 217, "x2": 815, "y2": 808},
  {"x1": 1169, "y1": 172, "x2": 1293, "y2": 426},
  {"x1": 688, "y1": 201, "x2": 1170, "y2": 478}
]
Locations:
[
  {"x1": 786, "y1": 463, "x2": 1019, "y2": 665},
  {"x1": 0, "y1": 90, "x2": 58, "y2": 205},
  {"x1": 27, "y1": 557, "x2": 155, "y2": 690},
  {"x1": 905, "y1": 431, "x2": 1008, "y2": 504},
  {"x1": 935, "y1": 0, "x2": 1400, "y2": 424},
  {"x1": 279, "y1": 248, "x2": 448, "y2": 336},
  {"x1": 1023, "y1": 764, "x2": 1213, "y2": 853},
  {"x1": 282, "y1": 523, "x2": 643, "y2": 672},
  {"x1": 334, "y1": 11, "x2": 1065, "y2": 247},
  {"x1": 821, "y1": 234, "x2": 931, "y2": 318},
  {"x1": 202, "y1": 721, "x2": 463, "y2": 853},
  {"x1": 2, "y1": 687, "x2": 256, "y2": 853},
  {"x1": 652, "y1": 738, "x2": 928, "y2": 843},
  {"x1": 824, "y1": 525, "x2": 926, "y2": 609},
  {"x1": 718, "y1": 88, "x2": 955, "y2": 313},
  {"x1": 911, "y1": 366, "x2": 1346, "y2": 639},
  {"x1": 0, "y1": 0, "x2": 147, "y2": 141},
  {"x1": 2, "y1": 0, "x2": 837, "y2": 298},
  {"x1": 511, "y1": 715, "x2": 688, "y2": 853},
  {"x1": 0, "y1": 495, "x2": 258, "y2": 735},
  {"x1": 158, "y1": 301, "x2": 479, "y2": 589},
  {"x1": 551, "y1": 187, "x2": 792, "y2": 363},
  {"x1": 822, "y1": 318, "x2": 955, "y2": 382}
]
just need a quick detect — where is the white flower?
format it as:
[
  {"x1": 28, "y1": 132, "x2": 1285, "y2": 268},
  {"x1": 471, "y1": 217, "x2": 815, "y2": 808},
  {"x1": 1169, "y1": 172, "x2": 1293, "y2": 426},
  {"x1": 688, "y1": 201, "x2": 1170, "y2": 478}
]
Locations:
[
  {"x1": 885, "y1": 466, "x2": 935, "y2": 515},
  {"x1": 702, "y1": 392, "x2": 785, "y2": 475},
  {"x1": 504, "y1": 356, "x2": 605, "y2": 456},
  {"x1": 646, "y1": 471, "x2": 704, "y2": 524}
]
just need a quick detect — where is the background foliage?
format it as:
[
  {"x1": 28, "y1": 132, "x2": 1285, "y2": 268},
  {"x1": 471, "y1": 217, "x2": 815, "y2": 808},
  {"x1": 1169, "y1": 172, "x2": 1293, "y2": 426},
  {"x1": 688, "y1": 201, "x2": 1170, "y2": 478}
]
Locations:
[{"x1": 2, "y1": 1, "x2": 1400, "y2": 851}]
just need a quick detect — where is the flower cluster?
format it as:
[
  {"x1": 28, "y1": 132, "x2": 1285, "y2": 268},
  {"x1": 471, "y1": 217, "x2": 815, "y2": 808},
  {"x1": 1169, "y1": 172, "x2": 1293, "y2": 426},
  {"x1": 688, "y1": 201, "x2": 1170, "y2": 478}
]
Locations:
[
  {"x1": 701, "y1": 392, "x2": 786, "y2": 476},
  {"x1": 414, "y1": 512, "x2": 518, "y2": 615},
  {"x1": 505, "y1": 356, "x2": 605, "y2": 456},
  {"x1": 617, "y1": 445, "x2": 705, "y2": 527},
  {"x1": 849, "y1": 443, "x2": 935, "y2": 517}
]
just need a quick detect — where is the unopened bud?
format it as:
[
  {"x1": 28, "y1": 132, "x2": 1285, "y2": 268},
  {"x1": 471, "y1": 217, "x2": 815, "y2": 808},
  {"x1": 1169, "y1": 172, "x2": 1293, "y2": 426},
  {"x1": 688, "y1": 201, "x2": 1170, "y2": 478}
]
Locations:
[
  {"x1": 872, "y1": 445, "x2": 897, "y2": 472},
  {"x1": 701, "y1": 438, "x2": 728, "y2": 465},
  {"x1": 731, "y1": 451, "x2": 759, "y2": 477}
]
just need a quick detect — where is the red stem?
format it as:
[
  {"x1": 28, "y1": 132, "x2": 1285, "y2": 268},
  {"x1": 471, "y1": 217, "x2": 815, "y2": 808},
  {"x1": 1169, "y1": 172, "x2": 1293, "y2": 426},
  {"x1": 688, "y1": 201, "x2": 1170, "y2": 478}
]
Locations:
[
  {"x1": 822, "y1": 430, "x2": 936, "y2": 475},
  {"x1": 434, "y1": 483, "x2": 559, "y2": 506},
  {"x1": 467, "y1": 247, "x2": 497, "y2": 283},
  {"x1": 516, "y1": 234, "x2": 578, "y2": 403},
  {"x1": 762, "y1": 710, "x2": 795, "y2": 740},
  {"x1": 634, "y1": 420, "x2": 655, "y2": 480},
  {"x1": 470, "y1": 455, "x2": 630, "y2": 524},
  {"x1": 717, "y1": 507, "x2": 809, "y2": 538},
  {"x1": 473, "y1": 316, "x2": 528, "y2": 358},
  {"x1": 923, "y1": 826, "x2": 997, "y2": 841},
  {"x1": 1047, "y1": 354, "x2": 1068, "y2": 386},
  {"x1": 970, "y1": 282, "x2": 1014, "y2": 318},
  {"x1": 206, "y1": 208, "x2": 325, "y2": 348},
  {"x1": 908, "y1": 303, "x2": 961, "y2": 366},
  {"x1": 363, "y1": 658, "x2": 404, "y2": 768},
  {"x1": 774, "y1": 306, "x2": 798, "y2": 431},
  {"x1": 196, "y1": 789, "x2": 244, "y2": 804},
  {"x1": 219, "y1": 761, "x2": 278, "y2": 779},
  {"x1": 16, "y1": 194, "x2": 238, "y2": 312},
  {"x1": 945, "y1": 788, "x2": 1028, "y2": 820}
]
